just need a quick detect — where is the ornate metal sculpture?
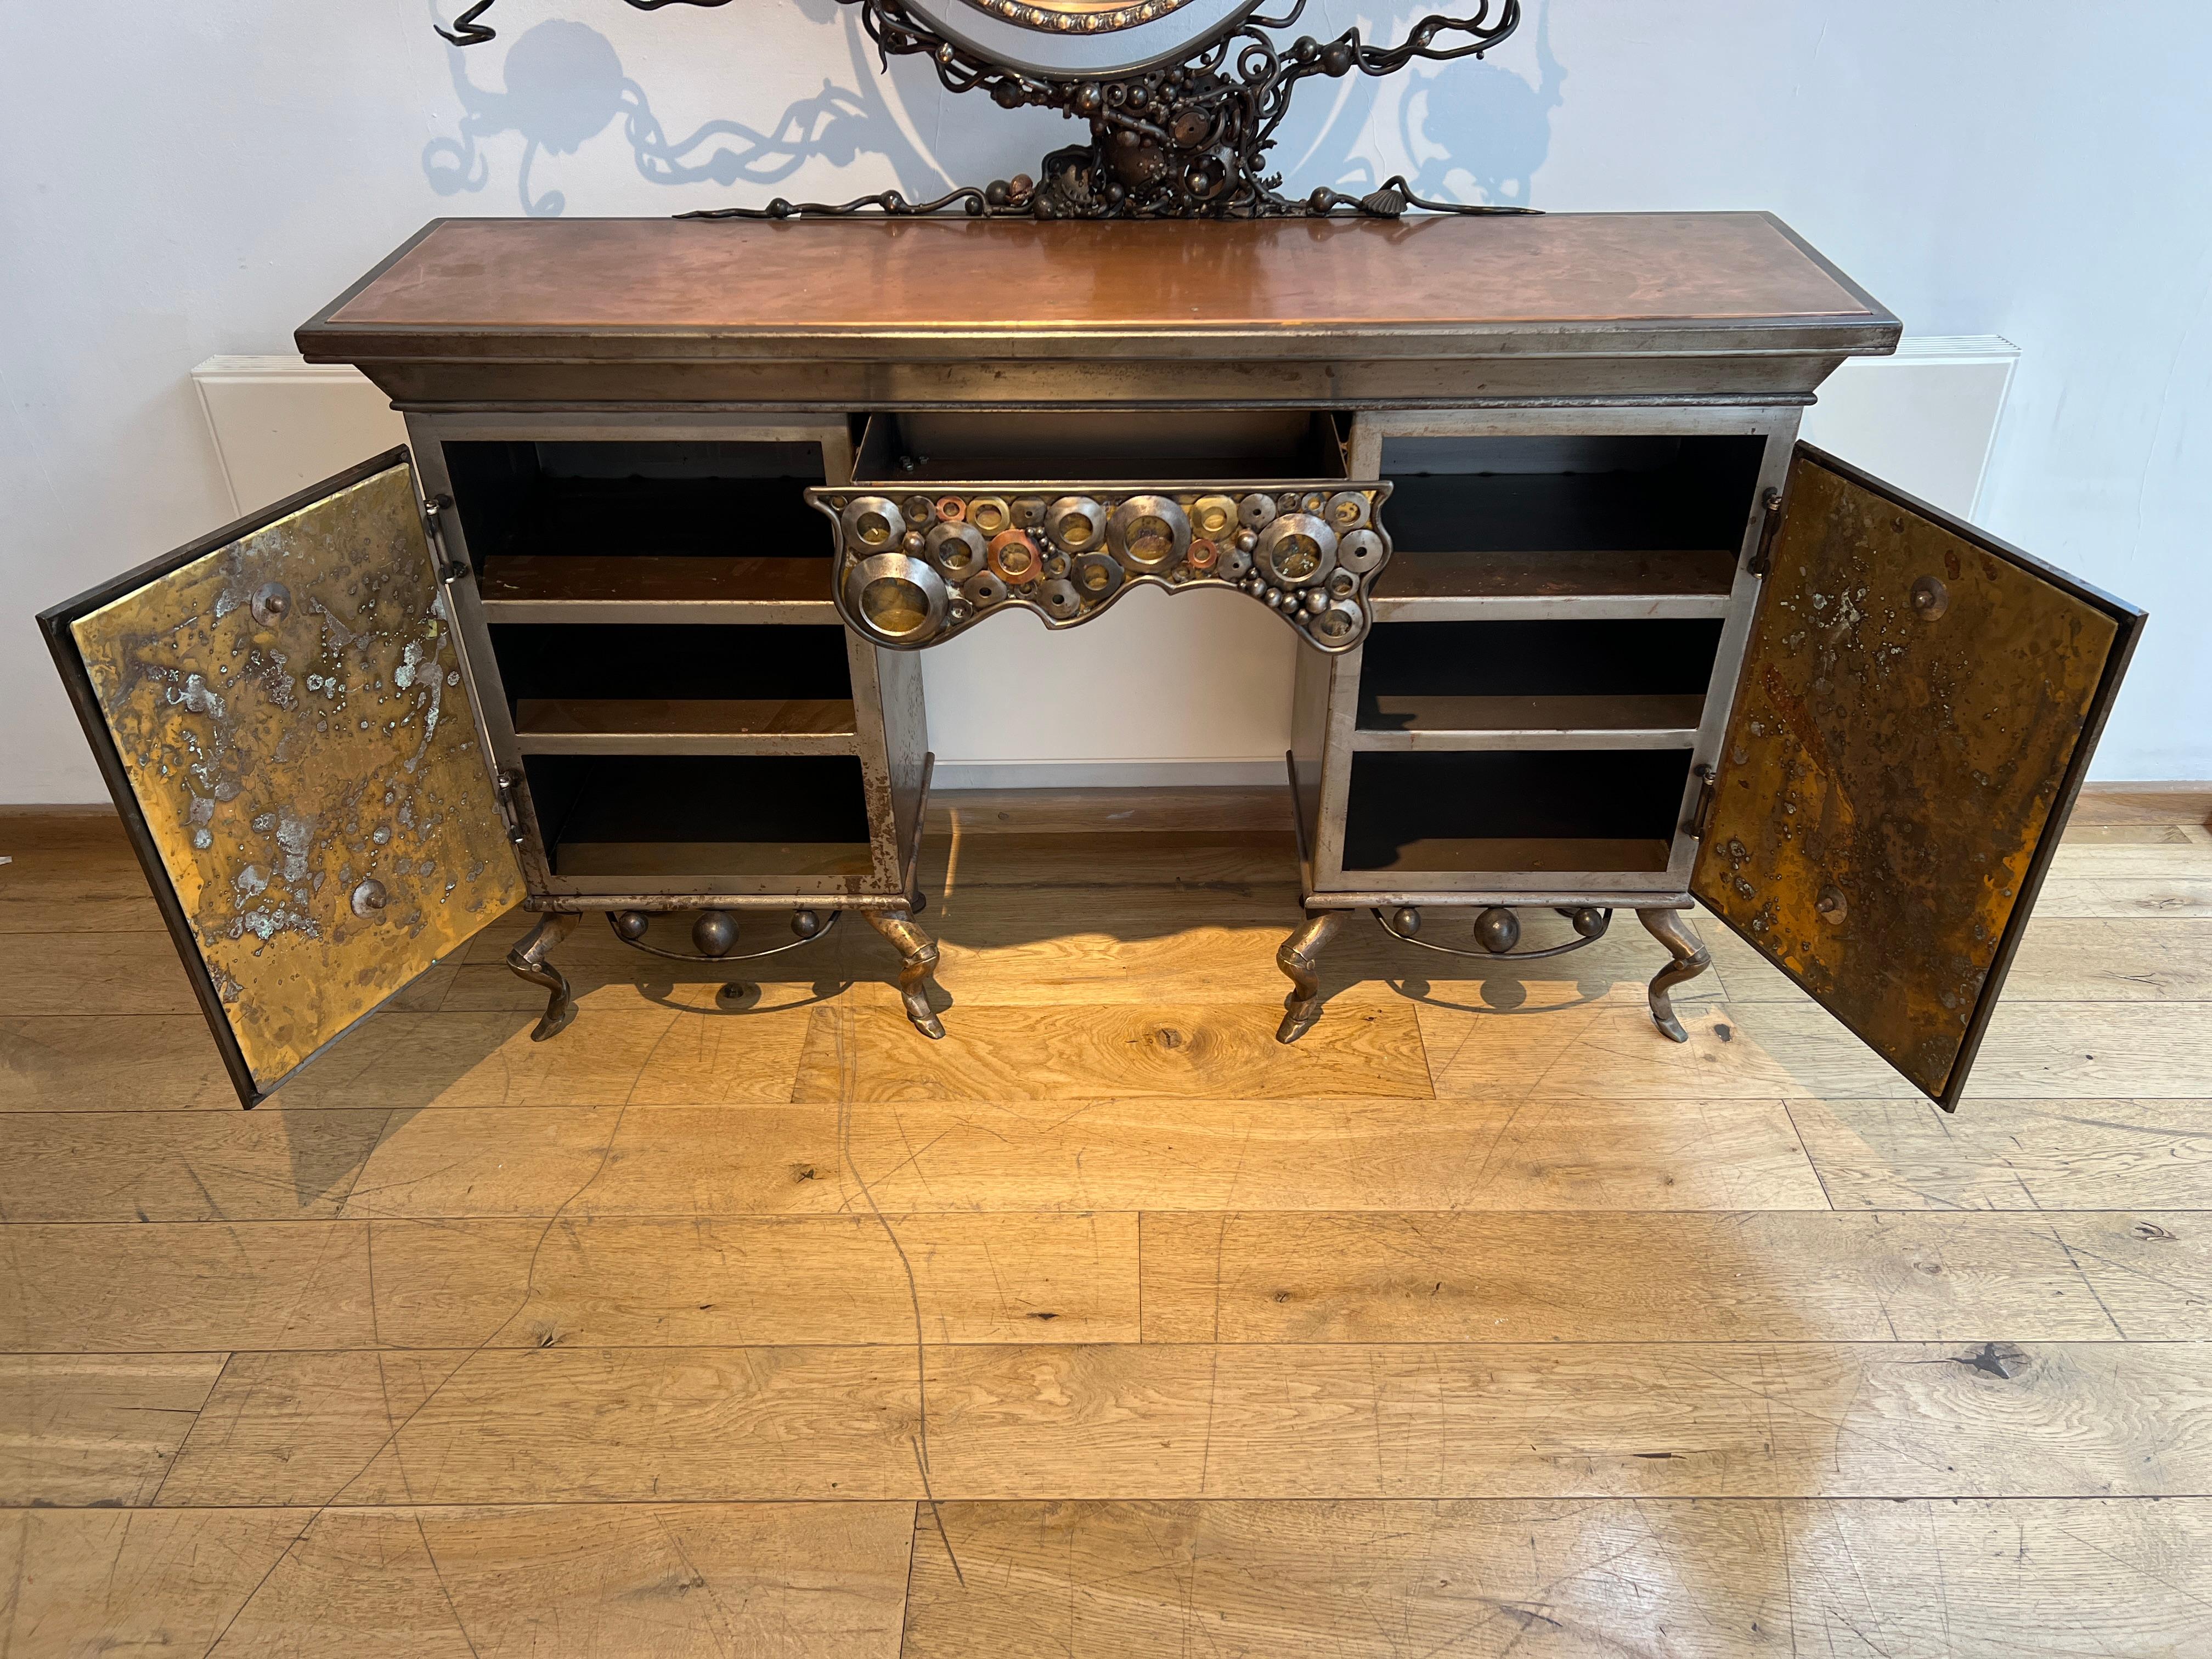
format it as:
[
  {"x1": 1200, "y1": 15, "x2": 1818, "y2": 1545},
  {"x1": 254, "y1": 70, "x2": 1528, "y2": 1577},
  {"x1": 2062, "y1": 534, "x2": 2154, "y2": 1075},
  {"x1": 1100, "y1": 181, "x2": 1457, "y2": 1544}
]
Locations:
[
  {"x1": 812, "y1": 482, "x2": 1392, "y2": 651},
  {"x1": 438, "y1": 0, "x2": 1530, "y2": 220}
]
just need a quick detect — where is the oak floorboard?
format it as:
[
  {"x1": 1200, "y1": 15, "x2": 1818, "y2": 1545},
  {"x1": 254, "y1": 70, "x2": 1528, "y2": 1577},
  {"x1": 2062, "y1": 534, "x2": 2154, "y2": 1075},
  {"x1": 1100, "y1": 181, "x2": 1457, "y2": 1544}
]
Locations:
[
  {"x1": 0, "y1": 1503, "x2": 913, "y2": 1659},
  {"x1": 899, "y1": 1497, "x2": 2212, "y2": 1659},
  {"x1": 333, "y1": 1094, "x2": 1826, "y2": 1218},
  {"x1": 1790, "y1": 1097, "x2": 2212, "y2": 1211},
  {"x1": 0, "y1": 933, "x2": 205, "y2": 1016},
  {"x1": 1709, "y1": 915, "x2": 2212, "y2": 1003},
  {"x1": 0, "y1": 1506, "x2": 309, "y2": 1656},
  {"x1": 0, "y1": 1354, "x2": 226, "y2": 1506},
  {"x1": 276, "y1": 1008, "x2": 816, "y2": 1109},
  {"x1": 1420, "y1": 991, "x2": 2212, "y2": 1101},
  {"x1": 1135, "y1": 1210, "x2": 2207, "y2": 1344},
  {"x1": 792, "y1": 1002, "x2": 1432, "y2": 1102},
  {"x1": 148, "y1": 1341, "x2": 2212, "y2": 1506},
  {"x1": 0, "y1": 1109, "x2": 389, "y2": 1221},
  {"x1": 0, "y1": 1015, "x2": 245, "y2": 1110},
  {"x1": 0, "y1": 1001, "x2": 815, "y2": 1113},
  {"x1": 0, "y1": 1214, "x2": 1136, "y2": 1352}
]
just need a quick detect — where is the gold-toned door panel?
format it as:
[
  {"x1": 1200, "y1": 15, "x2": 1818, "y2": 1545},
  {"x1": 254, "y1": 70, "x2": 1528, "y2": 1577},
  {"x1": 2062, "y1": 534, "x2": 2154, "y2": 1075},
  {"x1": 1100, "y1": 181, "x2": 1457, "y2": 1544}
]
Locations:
[
  {"x1": 1694, "y1": 445, "x2": 2141, "y2": 1108},
  {"x1": 53, "y1": 453, "x2": 523, "y2": 1101}
]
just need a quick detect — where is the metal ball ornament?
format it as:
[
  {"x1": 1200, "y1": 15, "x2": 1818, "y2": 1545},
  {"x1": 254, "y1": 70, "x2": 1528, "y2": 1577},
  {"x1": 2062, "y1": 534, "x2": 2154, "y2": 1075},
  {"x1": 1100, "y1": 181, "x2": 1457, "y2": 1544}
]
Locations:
[
  {"x1": 691, "y1": 910, "x2": 740, "y2": 958},
  {"x1": 611, "y1": 910, "x2": 650, "y2": 941},
  {"x1": 1391, "y1": 906, "x2": 1420, "y2": 936},
  {"x1": 1472, "y1": 906, "x2": 1521, "y2": 954},
  {"x1": 790, "y1": 909, "x2": 824, "y2": 940}
]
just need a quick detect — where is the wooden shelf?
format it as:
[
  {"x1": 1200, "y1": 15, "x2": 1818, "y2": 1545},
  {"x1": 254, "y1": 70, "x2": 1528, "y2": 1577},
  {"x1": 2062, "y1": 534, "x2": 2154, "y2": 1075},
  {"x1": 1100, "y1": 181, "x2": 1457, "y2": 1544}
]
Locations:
[
  {"x1": 552, "y1": 840, "x2": 877, "y2": 881},
  {"x1": 512, "y1": 698, "x2": 857, "y2": 755},
  {"x1": 478, "y1": 556, "x2": 837, "y2": 624},
  {"x1": 1341, "y1": 836, "x2": 1675, "y2": 877},
  {"x1": 1353, "y1": 693, "x2": 1703, "y2": 751},
  {"x1": 1372, "y1": 549, "x2": 1737, "y2": 620}
]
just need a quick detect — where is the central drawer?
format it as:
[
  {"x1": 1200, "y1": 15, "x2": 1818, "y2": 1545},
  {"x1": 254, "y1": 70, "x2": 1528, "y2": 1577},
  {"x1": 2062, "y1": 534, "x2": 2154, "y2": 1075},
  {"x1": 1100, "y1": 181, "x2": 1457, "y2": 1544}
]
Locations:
[{"x1": 812, "y1": 410, "x2": 1392, "y2": 652}]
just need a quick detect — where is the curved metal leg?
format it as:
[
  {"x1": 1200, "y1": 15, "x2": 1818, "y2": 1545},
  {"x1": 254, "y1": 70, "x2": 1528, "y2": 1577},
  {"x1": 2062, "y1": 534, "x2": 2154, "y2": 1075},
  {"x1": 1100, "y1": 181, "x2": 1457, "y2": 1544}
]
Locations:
[
  {"x1": 505, "y1": 911, "x2": 580, "y2": 1042},
  {"x1": 1274, "y1": 910, "x2": 1349, "y2": 1044},
  {"x1": 1638, "y1": 907, "x2": 1713, "y2": 1043},
  {"x1": 867, "y1": 909, "x2": 946, "y2": 1040}
]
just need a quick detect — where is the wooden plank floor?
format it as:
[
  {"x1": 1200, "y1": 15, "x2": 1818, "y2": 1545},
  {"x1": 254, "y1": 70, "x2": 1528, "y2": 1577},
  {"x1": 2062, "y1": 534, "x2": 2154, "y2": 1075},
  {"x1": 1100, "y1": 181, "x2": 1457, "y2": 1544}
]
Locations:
[{"x1": 3, "y1": 785, "x2": 2209, "y2": 1657}]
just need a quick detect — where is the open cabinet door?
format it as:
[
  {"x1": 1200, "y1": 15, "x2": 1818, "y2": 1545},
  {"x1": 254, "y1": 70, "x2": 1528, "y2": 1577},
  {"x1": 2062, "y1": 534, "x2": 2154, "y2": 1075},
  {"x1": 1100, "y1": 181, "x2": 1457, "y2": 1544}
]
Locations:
[
  {"x1": 40, "y1": 449, "x2": 526, "y2": 1108},
  {"x1": 1693, "y1": 444, "x2": 2144, "y2": 1110}
]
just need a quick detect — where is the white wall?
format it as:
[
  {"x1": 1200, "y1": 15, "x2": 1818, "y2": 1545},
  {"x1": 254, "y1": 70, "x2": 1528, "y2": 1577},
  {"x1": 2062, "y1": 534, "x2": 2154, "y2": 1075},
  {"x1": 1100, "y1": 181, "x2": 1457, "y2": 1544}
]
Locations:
[{"x1": 4, "y1": 1, "x2": 2207, "y2": 798}]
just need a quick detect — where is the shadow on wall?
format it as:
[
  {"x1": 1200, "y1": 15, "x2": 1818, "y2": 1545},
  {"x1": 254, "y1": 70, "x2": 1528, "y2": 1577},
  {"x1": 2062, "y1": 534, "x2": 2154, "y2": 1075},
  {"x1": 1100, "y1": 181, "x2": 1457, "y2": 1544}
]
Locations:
[
  {"x1": 424, "y1": 0, "x2": 945, "y2": 216},
  {"x1": 421, "y1": 0, "x2": 1561, "y2": 216}
]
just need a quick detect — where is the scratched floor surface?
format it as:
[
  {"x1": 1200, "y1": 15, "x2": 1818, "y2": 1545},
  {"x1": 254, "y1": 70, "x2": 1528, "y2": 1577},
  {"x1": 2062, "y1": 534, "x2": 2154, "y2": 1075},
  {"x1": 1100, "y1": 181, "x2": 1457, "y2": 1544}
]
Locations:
[{"x1": 2, "y1": 786, "x2": 2210, "y2": 1657}]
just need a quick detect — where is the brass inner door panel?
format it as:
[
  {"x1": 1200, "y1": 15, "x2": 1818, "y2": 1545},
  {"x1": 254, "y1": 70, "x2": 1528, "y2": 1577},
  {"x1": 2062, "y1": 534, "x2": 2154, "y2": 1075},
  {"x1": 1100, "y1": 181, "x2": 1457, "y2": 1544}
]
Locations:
[
  {"x1": 62, "y1": 458, "x2": 524, "y2": 1095},
  {"x1": 1694, "y1": 446, "x2": 2137, "y2": 1105},
  {"x1": 809, "y1": 482, "x2": 1390, "y2": 652}
]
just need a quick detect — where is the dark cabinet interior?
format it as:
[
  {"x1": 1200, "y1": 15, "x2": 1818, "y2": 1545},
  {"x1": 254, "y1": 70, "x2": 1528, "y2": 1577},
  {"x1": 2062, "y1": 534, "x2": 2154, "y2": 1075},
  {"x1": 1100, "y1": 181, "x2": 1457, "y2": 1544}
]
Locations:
[
  {"x1": 1373, "y1": 434, "x2": 1762, "y2": 605},
  {"x1": 1341, "y1": 749, "x2": 1694, "y2": 875},
  {"x1": 521, "y1": 754, "x2": 877, "y2": 882}
]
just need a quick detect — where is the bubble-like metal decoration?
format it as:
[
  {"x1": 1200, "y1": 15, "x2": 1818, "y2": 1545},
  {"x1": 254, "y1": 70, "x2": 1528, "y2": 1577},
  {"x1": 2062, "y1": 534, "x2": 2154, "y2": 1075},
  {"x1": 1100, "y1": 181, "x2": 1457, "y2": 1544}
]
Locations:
[
  {"x1": 1190, "y1": 495, "x2": 1239, "y2": 540},
  {"x1": 1325, "y1": 491, "x2": 1371, "y2": 532},
  {"x1": 845, "y1": 551, "x2": 950, "y2": 642},
  {"x1": 1255, "y1": 512, "x2": 1338, "y2": 587},
  {"x1": 926, "y1": 520, "x2": 987, "y2": 577},
  {"x1": 812, "y1": 479, "x2": 1389, "y2": 650},
  {"x1": 1046, "y1": 496, "x2": 1107, "y2": 551},
  {"x1": 1109, "y1": 495, "x2": 1189, "y2": 573},
  {"x1": 840, "y1": 495, "x2": 906, "y2": 552},
  {"x1": 961, "y1": 569, "x2": 1011, "y2": 608},
  {"x1": 1337, "y1": 527, "x2": 1387, "y2": 575},
  {"x1": 986, "y1": 528, "x2": 1043, "y2": 585}
]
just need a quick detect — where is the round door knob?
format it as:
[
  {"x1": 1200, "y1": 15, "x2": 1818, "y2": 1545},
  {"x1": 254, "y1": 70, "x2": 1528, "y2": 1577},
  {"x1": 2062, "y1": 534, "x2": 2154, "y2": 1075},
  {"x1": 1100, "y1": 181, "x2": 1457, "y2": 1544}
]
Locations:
[
  {"x1": 351, "y1": 878, "x2": 388, "y2": 917},
  {"x1": 250, "y1": 582, "x2": 292, "y2": 626}
]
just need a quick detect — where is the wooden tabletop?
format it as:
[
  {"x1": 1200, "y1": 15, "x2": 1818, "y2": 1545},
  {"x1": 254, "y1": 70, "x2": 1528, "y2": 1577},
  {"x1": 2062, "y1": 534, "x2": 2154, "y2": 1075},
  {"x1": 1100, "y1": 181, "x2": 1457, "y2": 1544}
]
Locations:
[{"x1": 299, "y1": 212, "x2": 1896, "y2": 366}]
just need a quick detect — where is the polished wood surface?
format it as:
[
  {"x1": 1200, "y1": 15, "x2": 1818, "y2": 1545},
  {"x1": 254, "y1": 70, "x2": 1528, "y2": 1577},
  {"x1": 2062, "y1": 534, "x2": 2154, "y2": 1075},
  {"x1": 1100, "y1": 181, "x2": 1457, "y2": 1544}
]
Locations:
[
  {"x1": 3, "y1": 787, "x2": 2208, "y2": 1654},
  {"x1": 304, "y1": 213, "x2": 1882, "y2": 350}
]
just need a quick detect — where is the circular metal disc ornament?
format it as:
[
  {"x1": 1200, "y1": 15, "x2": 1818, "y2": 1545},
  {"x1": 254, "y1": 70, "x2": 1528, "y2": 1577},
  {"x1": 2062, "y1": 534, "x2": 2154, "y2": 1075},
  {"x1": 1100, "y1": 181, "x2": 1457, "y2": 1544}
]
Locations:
[
  {"x1": 840, "y1": 496, "x2": 906, "y2": 554},
  {"x1": 925, "y1": 521, "x2": 987, "y2": 577},
  {"x1": 906, "y1": 0, "x2": 1262, "y2": 77},
  {"x1": 1109, "y1": 495, "x2": 1190, "y2": 573},
  {"x1": 1254, "y1": 513, "x2": 1339, "y2": 587},
  {"x1": 845, "y1": 552, "x2": 949, "y2": 644}
]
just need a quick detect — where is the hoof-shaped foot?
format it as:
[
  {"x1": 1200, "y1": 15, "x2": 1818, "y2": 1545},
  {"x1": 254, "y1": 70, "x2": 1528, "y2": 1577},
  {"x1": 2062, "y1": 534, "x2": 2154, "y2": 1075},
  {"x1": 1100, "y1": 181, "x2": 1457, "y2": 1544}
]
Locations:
[
  {"x1": 867, "y1": 909, "x2": 947, "y2": 1040},
  {"x1": 1274, "y1": 910, "x2": 1348, "y2": 1044},
  {"x1": 1638, "y1": 907, "x2": 1712, "y2": 1043},
  {"x1": 505, "y1": 912, "x2": 580, "y2": 1043}
]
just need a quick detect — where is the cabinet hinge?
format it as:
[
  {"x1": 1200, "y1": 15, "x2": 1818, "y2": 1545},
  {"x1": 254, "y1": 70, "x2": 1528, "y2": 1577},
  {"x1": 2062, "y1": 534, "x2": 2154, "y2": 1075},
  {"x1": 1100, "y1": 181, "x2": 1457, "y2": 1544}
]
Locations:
[
  {"x1": 1748, "y1": 487, "x2": 1784, "y2": 578},
  {"x1": 493, "y1": 768, "x2": 528, "y2": 846},
  {"x1": 423, "y1": 495, "x2": 469, "y2": 583},
  {"x1": 1688, "y1": 763, "x2": 1719, "y2": 840}
]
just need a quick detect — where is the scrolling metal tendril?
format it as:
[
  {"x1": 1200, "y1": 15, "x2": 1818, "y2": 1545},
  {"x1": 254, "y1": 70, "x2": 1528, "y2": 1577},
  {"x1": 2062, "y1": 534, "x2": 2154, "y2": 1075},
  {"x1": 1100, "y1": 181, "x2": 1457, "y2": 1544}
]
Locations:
[{"x1": 437, "y1": 0, "x2": 1536, "y2": 220}]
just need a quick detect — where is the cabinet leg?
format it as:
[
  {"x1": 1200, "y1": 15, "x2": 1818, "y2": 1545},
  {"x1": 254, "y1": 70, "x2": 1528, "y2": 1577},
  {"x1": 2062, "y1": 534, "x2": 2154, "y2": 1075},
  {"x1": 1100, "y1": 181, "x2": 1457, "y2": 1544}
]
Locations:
[
  {"x1": 867, "y1": 909, "x2": 946, "y2": 1040},
  {"x1": 1274, "y1": 910, "x2": 1349, "y2": 1045},
  {"x1": 1638, "y1": 907, "x2": 1712, "y2": 1043},
  {"x1": 505, "y1": 912, "x2": 580, "y2": 1042}
]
